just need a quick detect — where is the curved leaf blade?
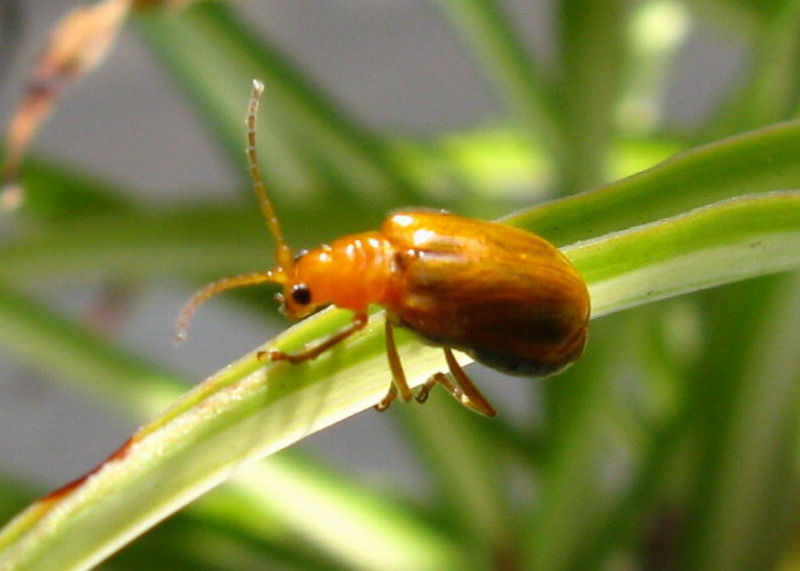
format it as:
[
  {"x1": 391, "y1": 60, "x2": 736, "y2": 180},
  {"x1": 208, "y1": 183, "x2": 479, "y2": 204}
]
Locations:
[{"x1": 1, "y1": 191, "x2": 798, "y2": 569}]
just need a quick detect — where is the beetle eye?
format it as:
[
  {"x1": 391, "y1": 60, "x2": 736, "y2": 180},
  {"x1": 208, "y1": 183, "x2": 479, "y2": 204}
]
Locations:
[{"x1": 290, "y1": 283, "x2": 312, "y2": 306}]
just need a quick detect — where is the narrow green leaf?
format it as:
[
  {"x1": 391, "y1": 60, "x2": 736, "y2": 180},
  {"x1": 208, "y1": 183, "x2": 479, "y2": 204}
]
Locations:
[
  {"x1": 569, "y1": 191, "x2": 800, "y2": 317},
  {"x1": 1, "y1": 190, "x2": 797, "y2": 568},
  {"x1": 0, "y1": 310, "x2": 466, "y2": 569},
  {"x1": 511, "y1": 120, "x2": 800, "y2": 244}
]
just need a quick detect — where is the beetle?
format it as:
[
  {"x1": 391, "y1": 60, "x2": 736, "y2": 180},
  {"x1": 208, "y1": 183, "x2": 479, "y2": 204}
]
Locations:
[{"x1": 176, "y1": 80, "x2": 590, "y2": 417}]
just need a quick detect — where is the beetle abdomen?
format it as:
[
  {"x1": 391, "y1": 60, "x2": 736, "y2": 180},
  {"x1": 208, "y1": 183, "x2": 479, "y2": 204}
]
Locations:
[
  {"x1": 382, "y1": 211, "x2": 590, "y2": 377},
  {"x1": 466, "y1": 324, "x2": 587, "y2": 377},
  {"x1": 394, "y1": 290, "x2": 588, "y2": 377}
]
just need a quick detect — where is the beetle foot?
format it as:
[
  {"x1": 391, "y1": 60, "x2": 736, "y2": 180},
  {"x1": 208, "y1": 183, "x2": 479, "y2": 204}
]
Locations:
[
  {"x1": 414, "y1": 384, "x2": 432, "y2": 403},
  {"x1": 375, "y1": 385, "x2": 397, "y2": 412},
  {"x1": 257, "y1": 348, "x2": 301, "y2": 363}
]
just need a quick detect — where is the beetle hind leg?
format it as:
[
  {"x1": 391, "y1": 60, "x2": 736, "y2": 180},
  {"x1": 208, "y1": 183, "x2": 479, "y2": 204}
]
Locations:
[
  {"x1": 378, "y1": 321, "x2": 496, "y2": 417},
  {"x1": 417, "y1": 349, "x2": 497, "y2": 417}
]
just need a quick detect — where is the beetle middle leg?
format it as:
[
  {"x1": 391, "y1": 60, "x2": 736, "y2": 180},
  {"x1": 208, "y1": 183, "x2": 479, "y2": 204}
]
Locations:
[
  {"x1": 416, "y1": 348, "x2": 497, "y2": 417},
  {"x1": 263, "y1": 311, "x2": 368, "y2": 364},
  {"x1": 376, "y1": 319, "x2": 414, "y2": 412}
]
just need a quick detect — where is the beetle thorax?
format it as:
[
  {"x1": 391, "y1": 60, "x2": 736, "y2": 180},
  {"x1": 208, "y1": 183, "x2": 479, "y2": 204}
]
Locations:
[{"x1": 289, "y1": 231, "x2": 395, "y2": 313}]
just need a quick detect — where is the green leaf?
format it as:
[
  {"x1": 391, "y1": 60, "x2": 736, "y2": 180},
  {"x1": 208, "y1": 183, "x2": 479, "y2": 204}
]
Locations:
[
  {"x1": 1, "y1": 187, "x2": 797, "y2": 568},
  {"x1": 509, "y1": 120, "x2": 800, "y2": 244}
]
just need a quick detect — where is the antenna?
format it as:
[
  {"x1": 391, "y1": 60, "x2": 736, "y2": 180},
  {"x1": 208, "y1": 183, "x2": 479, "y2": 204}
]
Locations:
[
  {"x1": 174, "y1": 80, "x2": 292, "y2": 343},
  {"x1": 174, "y1": 270, "x2": 283, "y2": 343},
  {"x1": 247, "y1": 79, "x2": 294, "y2": 271}
]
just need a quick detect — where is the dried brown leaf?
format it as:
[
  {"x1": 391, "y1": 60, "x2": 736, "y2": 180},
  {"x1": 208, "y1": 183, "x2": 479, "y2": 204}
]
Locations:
[{"x1": 1, "y1": 0, "x2": 131, "y2": 210}]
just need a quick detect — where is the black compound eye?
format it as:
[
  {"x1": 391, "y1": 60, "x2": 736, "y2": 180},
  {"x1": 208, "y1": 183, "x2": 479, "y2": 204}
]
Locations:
[{"x1": 290, "y1": 283, "x2": 312, "y2": 306}]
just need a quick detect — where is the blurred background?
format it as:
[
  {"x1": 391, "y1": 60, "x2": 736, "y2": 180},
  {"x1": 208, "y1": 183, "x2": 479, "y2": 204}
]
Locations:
[
  {"x1": 0, "y1": 0, "x2": 735, "y2": 485},
  {"x1": 2, "y1": 1, "x2": 799, "y2": 569}
]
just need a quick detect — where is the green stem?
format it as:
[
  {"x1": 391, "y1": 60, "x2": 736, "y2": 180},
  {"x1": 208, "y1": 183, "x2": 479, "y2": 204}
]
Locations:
[{"x1": 432, "y1": 0, "x2": 567, "y2": 188}]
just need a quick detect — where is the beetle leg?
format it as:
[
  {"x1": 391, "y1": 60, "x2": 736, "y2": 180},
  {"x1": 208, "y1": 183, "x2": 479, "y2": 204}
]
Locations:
[
  {"x1": 421, "y1": 349, "x2": 497, "y2": 417},
  {"x1": 382, "y1": 319, "x2": 414, "y2": 405},
  {"x1": 413, "y1": 349, "x2": 497, "y2": 416},
  {"x1": 415, "y1": 372, "x2": 452, "y2": 404},
  {"x1": 374, "y1": 384, "x2": 397, "y2": 412},
  {"x1": 444, "y1": 348, "x2": 496, "y2": 416},
  {"x1": 264, "y1": 311, "x2": 368, "y2": 364}
]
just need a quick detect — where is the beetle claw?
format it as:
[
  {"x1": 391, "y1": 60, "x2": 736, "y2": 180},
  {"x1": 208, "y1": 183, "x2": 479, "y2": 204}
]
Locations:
[
  {"x1": 414, "y1": 384, "x2": 431, "y2": 403},
  {"x1": 375, "y1": 385, "x2": 397, "y2": 412},
  {"x1": 257, "y1": 348, "x2": 293, "y2": 363}
]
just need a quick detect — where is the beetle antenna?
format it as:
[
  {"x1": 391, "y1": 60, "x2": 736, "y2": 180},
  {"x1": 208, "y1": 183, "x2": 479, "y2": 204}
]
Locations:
[
  {"x1": 247, "y1": 79, "x2": 294, "y2": 271},
  {"x1": 175, "y1": 82, "x2": 296, "y2": 344},
  {"x1": 175, "y1": 269, "x2": 287, "y2": 343}
]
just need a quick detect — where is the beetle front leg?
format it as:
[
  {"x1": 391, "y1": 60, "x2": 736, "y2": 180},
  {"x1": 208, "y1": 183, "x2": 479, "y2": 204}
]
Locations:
[{"x1": 262, "y1": 311, "x2": 368, "y2": 364}]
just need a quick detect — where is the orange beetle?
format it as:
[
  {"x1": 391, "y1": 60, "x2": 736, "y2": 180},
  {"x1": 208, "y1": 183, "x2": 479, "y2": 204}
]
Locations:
[{"x1": 177, "y1": 80, "x2": 590, "y2": 417}]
